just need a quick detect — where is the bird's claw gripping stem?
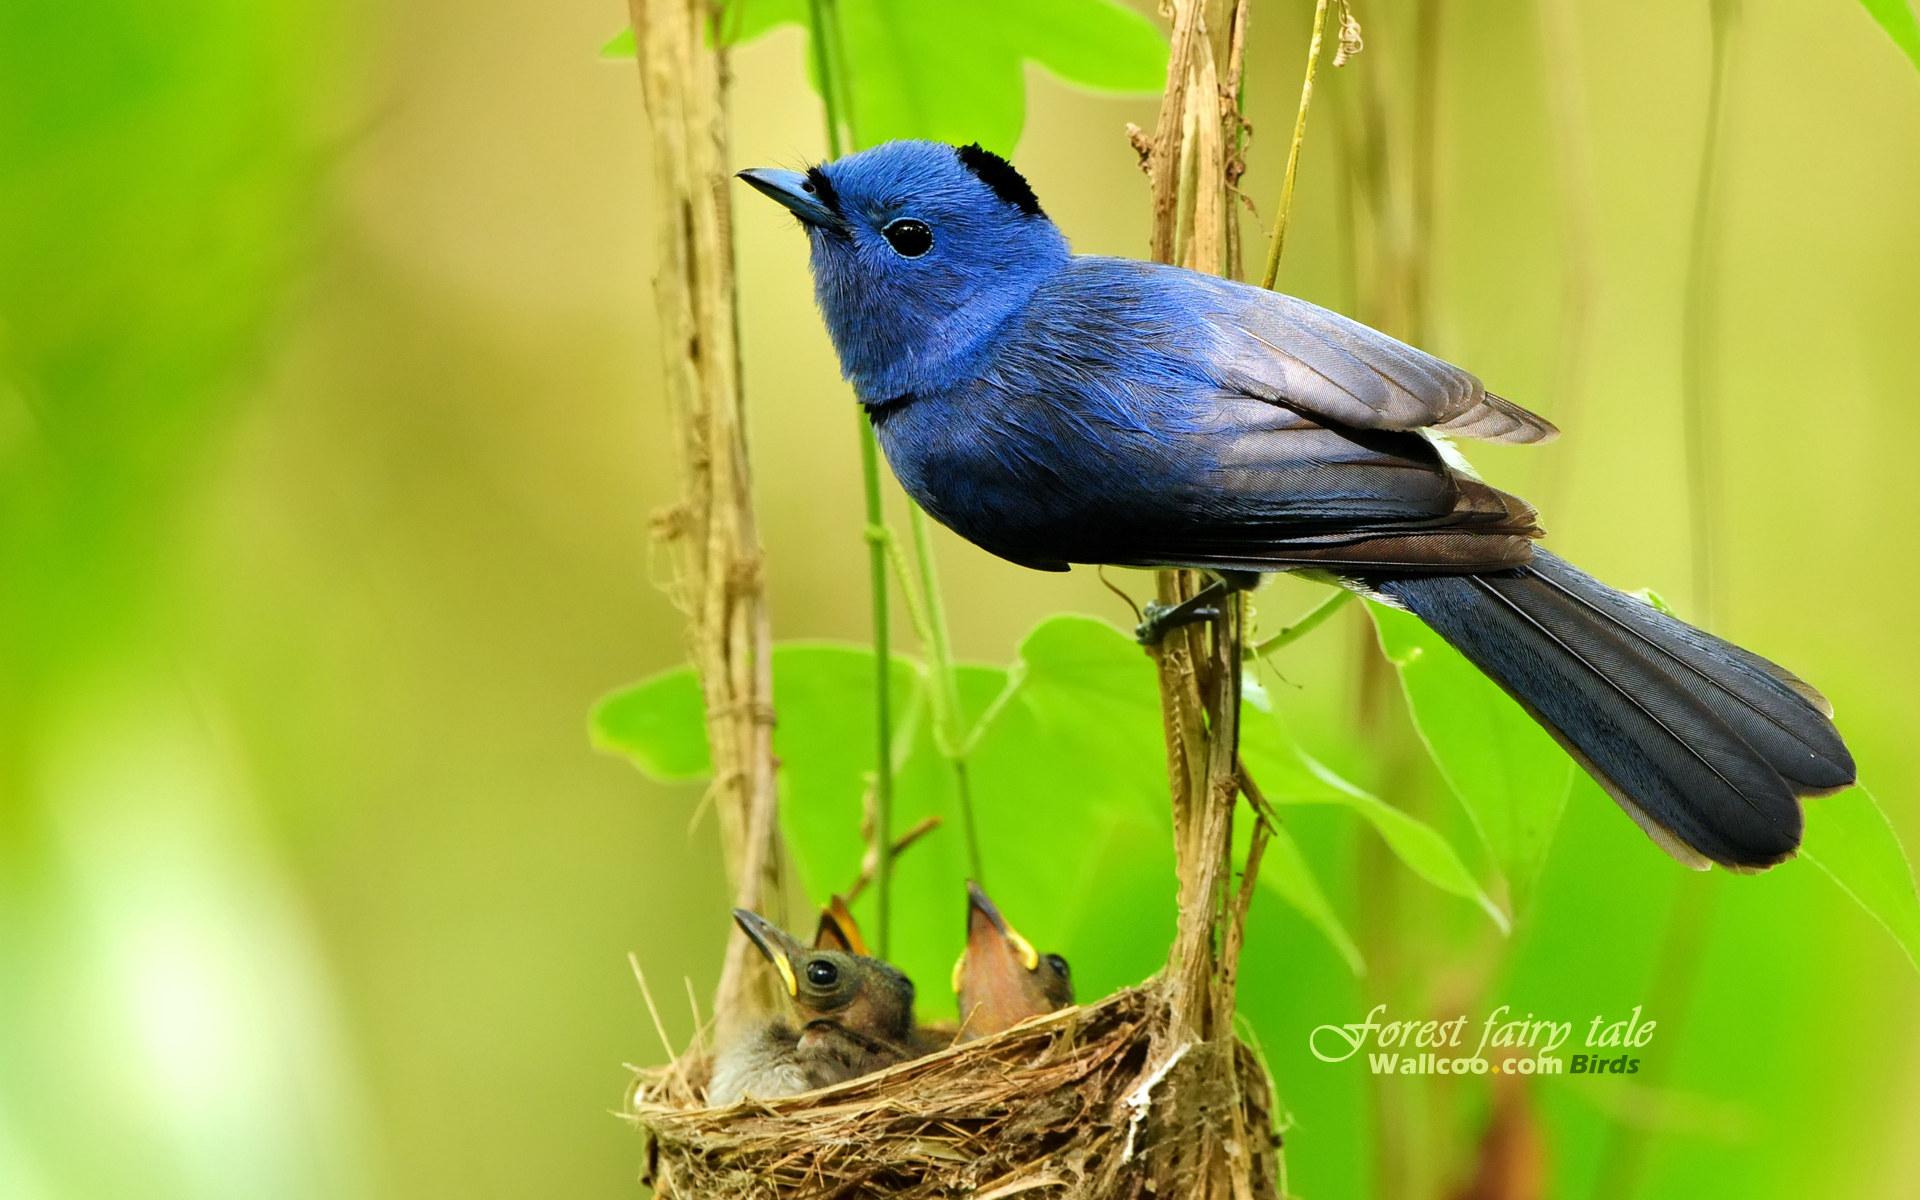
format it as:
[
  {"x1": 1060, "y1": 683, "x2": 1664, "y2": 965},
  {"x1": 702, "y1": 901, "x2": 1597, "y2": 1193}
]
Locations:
[{"x1": 1135, "y1": 584, "x2": 1228, "y2": 646}]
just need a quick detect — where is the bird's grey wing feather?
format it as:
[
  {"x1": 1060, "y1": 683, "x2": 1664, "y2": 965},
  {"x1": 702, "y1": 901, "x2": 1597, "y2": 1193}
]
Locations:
[
  {"x1": 1216, "y1": 286, "x2": 1559, "y2": 445},
  {"x1": 1094, "y1": 397, "x2": 1543, "y2": 573}
]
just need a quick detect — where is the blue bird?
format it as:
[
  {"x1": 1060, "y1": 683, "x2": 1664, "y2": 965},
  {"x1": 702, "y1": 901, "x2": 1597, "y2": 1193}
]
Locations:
[{"x1": 738, "y1": 140, "x2": 1854, "y2": 871}]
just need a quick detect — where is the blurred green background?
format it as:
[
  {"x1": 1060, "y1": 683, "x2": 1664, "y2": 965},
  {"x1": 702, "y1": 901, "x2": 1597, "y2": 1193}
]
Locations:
[{"x1": 4, "y1": 0, "x2": 1919, "y2": 1197}]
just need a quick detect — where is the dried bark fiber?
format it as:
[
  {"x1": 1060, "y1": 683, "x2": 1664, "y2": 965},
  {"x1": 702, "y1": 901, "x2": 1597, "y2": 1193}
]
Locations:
[{"x1": 628, "y1": 0, "x2": 783, "y2": 1029}]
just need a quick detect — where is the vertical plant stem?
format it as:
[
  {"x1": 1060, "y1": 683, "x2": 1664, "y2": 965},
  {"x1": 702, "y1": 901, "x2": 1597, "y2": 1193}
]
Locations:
[
  {"x1": 907, "y1": 508, "x2": 984, "y2": 881},
  {"x1": 1259, "y1": 0, "x2": 1332, "y2": 290},
  {"x1": 1534, "y1": 0, "x2": 1598, "y2": 508},
  {"x1": 1320, "y1": 20, "x2": 1437, "y2": 1197},
  {"x1": 807, "y1": 0, "x2": 895, "y2": 954},
  {"x1": 1407, "y1": 0, "x2": 1442, "y2": 344},
  {"x1": 811, "y1": 0, "x2": 982, "y2": 929},
  {"x1": 1602, "y1": 7, "x2": 1741, "y2": 1196},
  {"x1": 808, "y1": 0, "x2": 855, "y2": 150},
  {"x1": 628, "y1": 0, "x2": 783, "y2": 1031},
  {"x1": 855, "y1": 422, "x2": 894, "y2": 955},
  {"x1": 1140, "y1": 6, "x2": 1281, "y2": 1196},
  {"x1": 1682, "y1": 0, "x2": 1736, "y2": 629}
]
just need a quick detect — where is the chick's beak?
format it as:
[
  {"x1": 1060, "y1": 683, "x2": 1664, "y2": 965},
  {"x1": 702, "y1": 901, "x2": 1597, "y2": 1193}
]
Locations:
[
  {"x1": 954, "y1": 881, "x2": 1057, "y2": 1039},
  {"x1": 955, "y1": 880, "x2": 1040, "y2": 996},
  {"x1": 737, "y1": 167, "x2": 841, "y2": 229},
  {"x1": 732, "y1": 908, "x2": 806, "y2": 997}
]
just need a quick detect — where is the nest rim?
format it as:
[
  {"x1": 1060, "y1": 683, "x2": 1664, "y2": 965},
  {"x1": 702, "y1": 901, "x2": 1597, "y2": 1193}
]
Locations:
[{"x1": 626, "y1": 983, "x2": 1280, "y2": 1199}]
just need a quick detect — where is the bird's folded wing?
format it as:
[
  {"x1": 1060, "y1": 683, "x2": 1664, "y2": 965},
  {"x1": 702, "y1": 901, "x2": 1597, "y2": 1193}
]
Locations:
[
  {"x1": 1094, "y1": 398, "x2": 1543, "y2": 574},
  {"x1": 1215, "y1": 287, "x2": 1559, "y2": 445}
]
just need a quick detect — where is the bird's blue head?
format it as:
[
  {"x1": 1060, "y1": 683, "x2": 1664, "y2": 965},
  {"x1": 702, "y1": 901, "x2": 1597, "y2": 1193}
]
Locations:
[{"x1": 739, "y1": 140, "x2": 1071, "y2": 401}]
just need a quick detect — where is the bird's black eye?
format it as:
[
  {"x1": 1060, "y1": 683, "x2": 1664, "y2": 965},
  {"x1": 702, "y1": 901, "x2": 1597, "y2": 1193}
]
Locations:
[
  {"x1": 882, "y1": 218, "x2": 933, "y2": 258},
  {"x1": 805, "y1": 959, "x2": 838, "y2": 988},
  {"x1": 1044, "y1": 954, "x2": 1070, "y2": 978}
]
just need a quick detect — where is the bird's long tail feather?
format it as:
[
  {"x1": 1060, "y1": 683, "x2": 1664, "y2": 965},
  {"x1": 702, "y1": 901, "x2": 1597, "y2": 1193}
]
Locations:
[{"x1": 1364, "y1": 550, "x2": 1854, "y2": 869}]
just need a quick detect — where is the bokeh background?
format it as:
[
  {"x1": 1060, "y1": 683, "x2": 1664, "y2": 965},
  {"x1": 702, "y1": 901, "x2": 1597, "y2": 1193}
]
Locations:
[{"x1": 4, "y1": 0, "x2": 1919, "y2": 1197}]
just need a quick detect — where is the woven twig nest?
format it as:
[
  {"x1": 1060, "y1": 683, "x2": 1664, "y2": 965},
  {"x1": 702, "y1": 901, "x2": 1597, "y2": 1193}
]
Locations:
[{"x1": 627, "y1": 984, "x2": 1281, "y2": 1198}]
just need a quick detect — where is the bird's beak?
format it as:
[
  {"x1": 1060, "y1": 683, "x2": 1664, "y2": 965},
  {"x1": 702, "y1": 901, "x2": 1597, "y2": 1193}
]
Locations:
[
  {"x1": 736, "y1": 167, "x2": 841, "y2": 230},
  {"x1": 953, "y1": 880, "x2": 1041, "y2": 994},
  {"x1": 732, "y1": 908, "x2": 806, "y2": 997}
]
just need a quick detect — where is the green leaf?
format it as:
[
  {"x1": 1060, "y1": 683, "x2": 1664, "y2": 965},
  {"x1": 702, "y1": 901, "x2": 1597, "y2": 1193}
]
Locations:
[
  {"x1": 992, "y1": 614, "x2": 1170, "y2": 817},
  {"x1": 1859, "y1": 0, "x2": 1920, "y2": 73},
  {"x1": 1242, "y1": 708, "x2": 1508, "y2": 934},
  {"x1": 733, "y1": 615, "x2": 1176, "y2": 1009},
  {"x1": 1367, "y1": 599, "x2": 1573, "y2": 905},
  {"x1": 955, "y1": 615, "x2": 1175, "y2": 996},
  {"x1": 832, "y1": 0, "x2": 1167, "y2": 151},
  {"x1": 1800, "y1": 786, "x2": 1920, "y2": 971},
  {"x1": 1253, "y1": 819, "x2": 1365, "y2": 975},
  {"x1": 603, "y1": 0, "x2": 1168, "y2": 152},
  {"x1": 594, "y1": 644, "x2": 934, "y2": 961},
  {"x1": 779, "y1": 652, "x2": 942, "y2": 945},
  {"x1": 590, "y1": 644, "x2": 921, "y2": 792},
  {"x1": 598, "y1": 28, "x2": 633, "y2": 60},
  {"x1": 961, "y1": 614, "x2": 1492, "y2": 980},
  {"x1": 983, "y1": 0, "x2": 1169, "y2": 93},
  {"x1": 590, "y1": 666, "x2": 708, "y2": 781},
  {"x1": 1628, "y1": 586, "x2": 1678, "y2": 616}
]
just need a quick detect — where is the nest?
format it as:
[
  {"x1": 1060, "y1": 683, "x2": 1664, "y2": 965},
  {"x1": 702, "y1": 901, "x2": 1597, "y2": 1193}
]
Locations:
[{"x1": 627, "y1": 985, "x2": 1282, "y2": 1199}]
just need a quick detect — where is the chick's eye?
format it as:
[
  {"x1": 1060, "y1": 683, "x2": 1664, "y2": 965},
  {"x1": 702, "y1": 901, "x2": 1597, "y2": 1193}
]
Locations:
[
  {"x1": 882, "y1": 218, "x2": 933, "y2": 258},
  {"x1": 1044, "y1": 954, "x2": 1070, "y2": 978},
  {"x1": 805, "y1": 959, "x2": 838, "y2": 988}
]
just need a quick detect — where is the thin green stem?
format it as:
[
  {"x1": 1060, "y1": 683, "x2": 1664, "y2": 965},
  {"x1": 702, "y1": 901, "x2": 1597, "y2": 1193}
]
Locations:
[
  {"x1": 1602, "y1": 7, "x2": 1740, "y2": 1196},
  {"x1": 1260, "y1": 0, "x2": 1332, "y2": 291},
  {"x1": 856, "y1": 426, "x2": 894, "y2": 956},
  {"x1": 806, "y1": 0, "x2": 853, "y2": 153},
  {"x1": 808, "y1": 0, "x2": 893, "y2": 954},
  {"x1": 805, "y1": 1, "x2": 842, "y2": 154},
  {"x1": 882, "y1": 531, "x2": 931, "y2": 642},
  {"x1": 908, "y1": 508, "x2": 983, "y2": 882},
  {"x1": 1681, "y1": 0, "x2": 1736, "y2": 629},
  {"x1": 879, "y1": 505, "x2": 983, "y2": 885},
  {"x1": 1245, "y1": 589, "x2": 1353, "y2": 660},
  {"x1": 811, "y1": 0, "x2": 977, "y2": 917},
  {"x1": 1533, "y1": 0, "x2": 1598, "y2": 511}
]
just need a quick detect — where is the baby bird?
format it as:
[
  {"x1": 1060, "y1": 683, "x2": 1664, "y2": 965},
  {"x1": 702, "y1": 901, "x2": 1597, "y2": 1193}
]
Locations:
[
  {"x1": 707, "y1": 908, "x2": 919, "y2": 1107},
  {"x1": 811, "y1": 894, "x2": 868, "y2": 956},
  {"x1": 813, "y1": 896, "x2": 957, "y2": 1055},
  {"x1": 953, "y1": 881, "x2": 1073, "y2": 1041}
]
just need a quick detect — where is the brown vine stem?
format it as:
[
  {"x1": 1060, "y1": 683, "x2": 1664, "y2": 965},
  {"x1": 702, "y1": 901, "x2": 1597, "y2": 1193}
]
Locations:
[
  {"x1": 627, "y1": 0, "x2": 784, "y2": 1033},
  {"x1": 1140, "y1": 4, "x2": 1280, "y2": 1197}
]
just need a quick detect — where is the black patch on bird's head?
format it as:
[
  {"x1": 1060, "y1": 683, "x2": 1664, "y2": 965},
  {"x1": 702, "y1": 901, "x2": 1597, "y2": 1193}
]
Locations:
[
  {"x1": 955, "y1": 143, "x2": 1043, "y2": 217},
  {"x1": 803, "y1": 164, "x2": 843, "y2": 216}
]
